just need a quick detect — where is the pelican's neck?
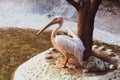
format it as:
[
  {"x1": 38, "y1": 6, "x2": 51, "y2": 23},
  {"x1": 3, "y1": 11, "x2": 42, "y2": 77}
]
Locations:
[
  {"x1": 51, "y1": 23, "x2": 62, "y2": 44},
  {"x1": 51, "y1": 23, "x2": 62, "y2": 39}
]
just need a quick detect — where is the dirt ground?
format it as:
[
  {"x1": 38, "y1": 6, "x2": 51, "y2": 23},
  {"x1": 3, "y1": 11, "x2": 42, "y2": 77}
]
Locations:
[{"x1": 0, "y1": 28, "x2": 120, "y2": 80}]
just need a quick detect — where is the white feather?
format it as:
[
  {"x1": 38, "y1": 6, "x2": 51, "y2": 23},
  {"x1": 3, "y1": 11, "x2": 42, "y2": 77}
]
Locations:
[{"x1": 55, "y1": 34, "x2": 85, "y2": 65}]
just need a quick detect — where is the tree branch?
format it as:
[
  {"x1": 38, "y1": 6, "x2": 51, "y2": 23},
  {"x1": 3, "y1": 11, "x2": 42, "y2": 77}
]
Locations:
[
  {"x1": 92, "y1": 50, "x2": 116, "y2": 65},
  {"x1": 66, "y1": 0, "x2": 91, "y2": 10},
  {"x1": 90, "y1": 0, "x2": 102, "y2": 16},
  {"x1": 66, "y1": 0, "x2": 80, "y2": 10}
]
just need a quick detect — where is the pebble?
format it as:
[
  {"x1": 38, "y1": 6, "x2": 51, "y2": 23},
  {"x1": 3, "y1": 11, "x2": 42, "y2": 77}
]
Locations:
[{"x1": 45, "y1": 55, "x2": 53, "y2": 59}]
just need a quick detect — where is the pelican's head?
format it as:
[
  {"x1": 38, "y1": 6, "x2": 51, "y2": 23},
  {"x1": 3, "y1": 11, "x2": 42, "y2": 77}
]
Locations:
[{"x1": 37, "y1": 17, "x2": 63, "y2": 35}]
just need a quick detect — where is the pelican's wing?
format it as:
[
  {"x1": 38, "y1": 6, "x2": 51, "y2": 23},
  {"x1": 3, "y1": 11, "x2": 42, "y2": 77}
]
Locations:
[
  {"x1": 55, "y1": 35, "x2": 85, "y2": 66},
  {"x1": 55, "y1": 35, "x2": 83, "y2": 55},
  {"x1": 66, "y1": 28, "x2": 80, "y2": 40}
]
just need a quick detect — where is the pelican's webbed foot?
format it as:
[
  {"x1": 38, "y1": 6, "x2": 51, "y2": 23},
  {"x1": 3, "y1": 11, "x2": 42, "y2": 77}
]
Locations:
[
  {"x1": 56, "y1": 65, "x2": 68, "y2": 69},
  {"x1": 60, "y1": 61, "x2": 66, "y2": 65}
]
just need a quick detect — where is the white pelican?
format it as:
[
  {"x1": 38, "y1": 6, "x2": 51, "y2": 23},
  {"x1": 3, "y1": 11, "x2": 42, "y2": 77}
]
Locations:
[{"x1": 37, "y1": 17, "x2": 85, "y2": 68}]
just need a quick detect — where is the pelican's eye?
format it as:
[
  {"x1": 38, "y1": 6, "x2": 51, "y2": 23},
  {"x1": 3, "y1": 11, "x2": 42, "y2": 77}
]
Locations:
[
  {"x1": 54, "y1": 18, "x2": 58, "y2": 20},
  {"x1": 53, "y1": 17, "x2": 63, "y2": 23}
]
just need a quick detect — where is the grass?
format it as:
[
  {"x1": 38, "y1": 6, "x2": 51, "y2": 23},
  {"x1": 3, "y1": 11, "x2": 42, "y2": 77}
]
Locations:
[
  {"x1": 0, "y1": 28, "x2": 119, "y2": 80},
  {"x1": 0, "y1": 28, "x2": 52, "y2": 80}
]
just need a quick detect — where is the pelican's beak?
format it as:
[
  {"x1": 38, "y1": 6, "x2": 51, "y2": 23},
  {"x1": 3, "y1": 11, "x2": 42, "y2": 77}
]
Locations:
[{"x1": 37, "y1": 18, "x2": 59, "y2": 35}]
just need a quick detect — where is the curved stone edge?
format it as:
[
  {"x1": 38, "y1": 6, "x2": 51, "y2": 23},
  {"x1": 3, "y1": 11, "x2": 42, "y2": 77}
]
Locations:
[
  {"x1": 13, "y1": 48, "x2": 53, "y2": 80},
  {"x1": 13, "y1": 48, "x2": 120, "y2": 80}
]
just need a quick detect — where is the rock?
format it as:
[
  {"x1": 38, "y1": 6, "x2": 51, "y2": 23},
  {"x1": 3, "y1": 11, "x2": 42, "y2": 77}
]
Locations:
[
  {"x1": 13, "y1": 48, "x2": 120, "y2": 80},
  {"x1": 82, "y1": 69, "x2": 89, "y2": 73},
  {"x1": 105, "y1": 49, "x2": 117, "y2": 57},
  {"x1": 109, "y1": 64, "x2": 116, "y2": 70},
  {"x1": 45, "y1": 55, "x2": 54, "y2": 59},
  {"x1": 85, "y1": 56, "x2": 109, "y2": 72},
  {"x1": 85, "y1": 56, "x2": 117, "y2": 72},
  {"x1": 92, "y1": 45, "x2": 98, "y2": 51}
]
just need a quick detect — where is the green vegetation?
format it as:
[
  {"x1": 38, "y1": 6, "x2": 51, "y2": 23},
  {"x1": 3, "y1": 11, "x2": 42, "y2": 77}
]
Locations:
[{"x1": 0, "y1": 28, "x2": 119, "y2": 80}]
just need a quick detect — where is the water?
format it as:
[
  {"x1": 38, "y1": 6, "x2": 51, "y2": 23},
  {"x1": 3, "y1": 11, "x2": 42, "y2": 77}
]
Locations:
[
  {"x1": 0, "y1": 0, "x2": 120, "y2": 45},
  {"x1": 0, "y1": 0, "x2": 77, "y2": 29}
]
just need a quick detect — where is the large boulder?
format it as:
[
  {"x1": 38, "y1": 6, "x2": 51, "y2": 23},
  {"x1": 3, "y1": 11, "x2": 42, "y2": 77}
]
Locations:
[{"x1": 13, "y1": 48, "x2": 120, "y2": 80}]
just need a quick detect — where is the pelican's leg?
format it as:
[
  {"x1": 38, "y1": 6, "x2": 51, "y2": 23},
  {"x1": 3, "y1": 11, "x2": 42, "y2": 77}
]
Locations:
[
  {"x1": 57, "y1": 52, "x2": 69, "y2": 68},
  {"x1": 60, "y1": 53, "x2": 69, "y2": 65}
]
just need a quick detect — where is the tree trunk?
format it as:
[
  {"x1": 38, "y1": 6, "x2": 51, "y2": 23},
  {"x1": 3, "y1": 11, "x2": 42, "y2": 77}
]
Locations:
[{"x1": 66, "y1": 0, "x2": 102, "y2": 60}]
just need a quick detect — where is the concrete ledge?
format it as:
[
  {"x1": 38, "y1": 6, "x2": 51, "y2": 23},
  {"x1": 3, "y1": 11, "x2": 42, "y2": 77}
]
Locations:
[{"x1": 13, "y1": 48, "x2": 120, "y2": 80}]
